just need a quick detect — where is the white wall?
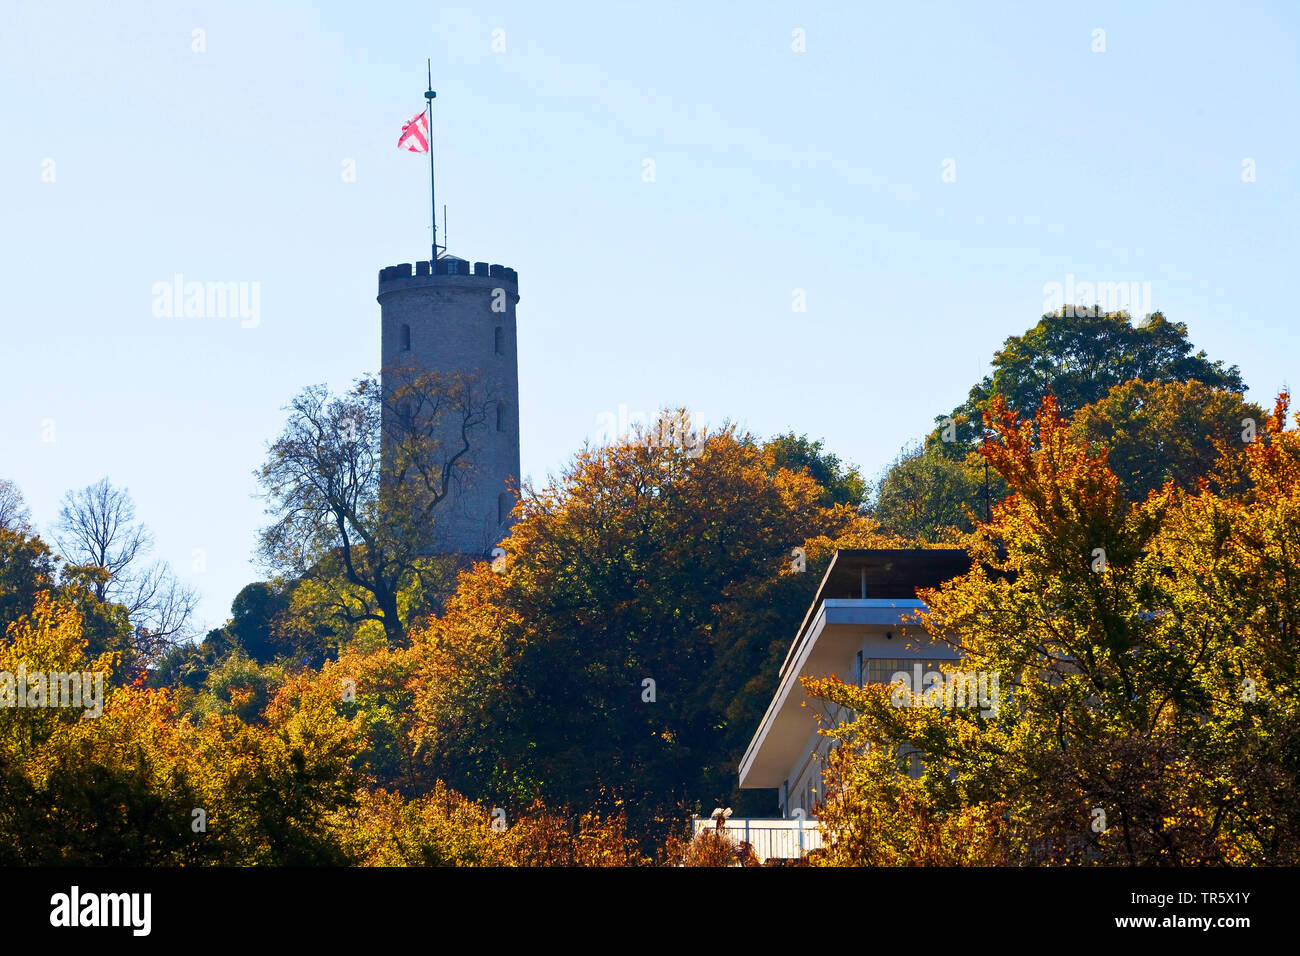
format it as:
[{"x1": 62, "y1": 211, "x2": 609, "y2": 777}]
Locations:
[{"x1": 779, "y1": 622, "x2": 960, "y2": 818}]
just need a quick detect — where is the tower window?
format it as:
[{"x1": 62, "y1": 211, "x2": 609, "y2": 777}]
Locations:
[
  {"x1": 498, "y1": 492, "x2": 512, "y2": 525},
  {"x1": 400, "y1": 324, "x2": 411, "y2": 351},
  {"x1": 447, "y1": 260, "x2": 459, "y2": 274},
  {"x1": 494, "y1": 326, "x2": 503, "y2": 355},
  {"x1": 496, "y1": 402, "x2": 505, "y2": 432}
]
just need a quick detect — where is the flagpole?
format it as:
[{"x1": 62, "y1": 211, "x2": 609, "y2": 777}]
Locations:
[{"x1": 425, "y1": 59, "x2": 438, "y2": 261}]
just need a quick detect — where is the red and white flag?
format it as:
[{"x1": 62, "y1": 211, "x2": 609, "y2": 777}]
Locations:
[{"x1": 397, "y1": 111, "x2": 429, "y2": 152}]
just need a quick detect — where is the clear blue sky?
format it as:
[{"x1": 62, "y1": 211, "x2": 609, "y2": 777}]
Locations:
[{"x1": 2, "y1": 0, "x2": 1296, "y2": 633}]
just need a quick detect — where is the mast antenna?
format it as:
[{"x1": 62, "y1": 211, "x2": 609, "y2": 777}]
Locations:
[{"x1": 425, "y1": 59, "x2": 440, "y2": 261}]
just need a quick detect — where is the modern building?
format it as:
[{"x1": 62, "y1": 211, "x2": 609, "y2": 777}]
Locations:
[
  {"x1": 719, "y1": 548, "x2": 972, "y2": 861},
  {"x1": 376, "y1": 255, "x2": 521, "y2": 558}
]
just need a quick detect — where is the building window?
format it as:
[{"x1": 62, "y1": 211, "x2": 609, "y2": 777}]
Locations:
[
  {"x1": 447, "y1": 260, "x2": 459, "y2": 274},
  {"x1": 400, "y1": 324, "x2": 411, "y2": 351},
  {"x1": 863, "y1": 657, "x2": 958, "y2": 685},
  {"x1": 496, "y1": 403, "x2": 505, "y2": 432},
  {"x1": 498, "y1": 492, "x2": 512, "y2": 525},
  {"x1": 494, "y1": 326, "x2": 503, "y2": 355},
  {"x1": 902, "y1": 747, "x2": 925, "y2": 779}
]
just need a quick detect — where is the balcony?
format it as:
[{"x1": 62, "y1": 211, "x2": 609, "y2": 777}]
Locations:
[{"x1": 690, "y1": 817, "x2": 824, "y2": 863}]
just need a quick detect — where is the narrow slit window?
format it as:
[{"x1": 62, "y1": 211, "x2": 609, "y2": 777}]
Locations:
[
  {"x1": 496, "y1": 403, "x2": 505, "y2": 432},
  {"x1": 494, "y1": 326, "x2": 504, "y2": 355},
  {"x1": 400, "y1": 324, "x2": 411, "y2": 351}
]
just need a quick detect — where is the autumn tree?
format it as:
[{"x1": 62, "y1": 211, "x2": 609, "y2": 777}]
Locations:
[
  {"x1": 407, "y1": 414, "x2": 907, "y2": 843},
  {"x1": 0, "y1": 527, "x2": 134, "y2": 666},
  {"x1": 806, "y1": 391, "x2": 1300, "y2": 865},
  {"x1": 660, "y1": 825, "x2": 761, "y2": 867},
  {"x1": 873, "y1": 378, "x2": 1261, "y2": 540},
  {"x1": 1071, "y1": 378, "x2": 1264, "y2": 501},
  {"x1": 761, "y1": 432, "x2": 869, "y2": 509},
  {"x1": 804, "y1": 725, "x2": 1011, "y2": 865},
  {"x1": 0, "y1": 592, "x2": 366, "y2": 865}
]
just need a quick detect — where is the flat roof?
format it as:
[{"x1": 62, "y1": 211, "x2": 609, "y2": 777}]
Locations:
[{"x1": 779, "y1": 549, "x2": 970, "y2": 678}]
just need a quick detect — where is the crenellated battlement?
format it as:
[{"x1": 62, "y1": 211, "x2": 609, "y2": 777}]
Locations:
[{"x1": 378, "y1": 257, "x2": 518, "y2": 293}]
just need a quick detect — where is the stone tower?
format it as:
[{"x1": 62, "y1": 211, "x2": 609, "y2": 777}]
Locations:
[{"x1": 377, "y1": 256, "x2": 521, "y2": 558}]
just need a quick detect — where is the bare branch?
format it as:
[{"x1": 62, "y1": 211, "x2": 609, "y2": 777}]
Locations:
[
  {"x1": 0, "y1": 480, "x2": 32, "y2": 533},
  {"x1": 53, "y1": 477, "x2": 196, "y2": 659}
]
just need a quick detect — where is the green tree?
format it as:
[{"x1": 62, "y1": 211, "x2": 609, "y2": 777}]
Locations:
[
  {"x1": 147, "y1": 628, "x2": 234, "y2": 692},
  {"x1": 225, "y1": 580, "x2": 295, "y2": 663},
  {"x1": 935, "y1": 309, "x2": 1244, "y2": 455},
  {"x1": 870, "y1": 443, "x2": 1003, "y2": 540},
  {"x1": 0, "y1": 528, "x2": 55, "y2": 634},
  {"x1": 256, "y1": 371, "x2": 484, "y2": 647}
]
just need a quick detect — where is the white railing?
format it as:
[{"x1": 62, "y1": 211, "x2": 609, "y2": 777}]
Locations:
[{"x1": 691, "y1": 817, "x2": 823, "y2": 862}]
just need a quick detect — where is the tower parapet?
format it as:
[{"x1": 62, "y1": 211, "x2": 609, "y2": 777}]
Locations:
[{"x1": 378, "y1": 259, "x2": 519, "y2": 293}]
